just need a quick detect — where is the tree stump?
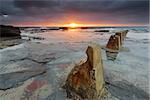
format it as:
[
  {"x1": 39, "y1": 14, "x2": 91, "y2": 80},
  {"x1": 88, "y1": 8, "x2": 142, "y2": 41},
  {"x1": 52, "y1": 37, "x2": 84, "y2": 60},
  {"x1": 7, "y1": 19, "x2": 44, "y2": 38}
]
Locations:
[{"x1": 63, "y1": 43, "x2": 107, "y2": 100}]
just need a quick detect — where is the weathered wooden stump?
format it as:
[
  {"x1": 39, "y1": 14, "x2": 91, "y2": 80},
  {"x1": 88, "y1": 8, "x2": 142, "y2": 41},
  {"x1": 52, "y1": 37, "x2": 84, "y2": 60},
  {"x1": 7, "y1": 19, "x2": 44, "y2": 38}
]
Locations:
[
  {"x1": 105, "y1": 35, "x2": 120, "y2": 61},
  {"x1": 115, "y1": 30, "x2": 128, "y2": 45},
  {"x1": 106, "y1": 35, "x2": 120, "y2": 51},
  {"x1": 105, "y1": 30, "x2": 128, "y2": 60},
  {"x1": 63, "y1": 44, "x2": 107, "y2": 100}
]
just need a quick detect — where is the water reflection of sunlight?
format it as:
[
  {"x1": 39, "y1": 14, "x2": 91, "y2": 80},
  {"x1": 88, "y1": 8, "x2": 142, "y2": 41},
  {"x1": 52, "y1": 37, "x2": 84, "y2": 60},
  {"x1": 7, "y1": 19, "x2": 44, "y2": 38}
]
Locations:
[
  {"x1": 68, "y1": 28, "x2": 80, "y2": 32},
  {"x1": 67, "y1": 30, "x2": 79, "y2": 39},
  {"x1": 41, "y1": 29, "x2": 93, "y2": 43}
]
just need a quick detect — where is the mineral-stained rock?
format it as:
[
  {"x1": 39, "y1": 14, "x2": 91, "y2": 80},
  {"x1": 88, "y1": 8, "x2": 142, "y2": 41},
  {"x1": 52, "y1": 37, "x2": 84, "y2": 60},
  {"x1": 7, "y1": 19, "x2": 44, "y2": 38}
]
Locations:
[
  {"x1": 0, "y1": 25, "x2": 21, "y2": 37},
  {"x1": 64, "y1": 43, "x2": 107, "y2": 100},
  {"x1": 0, "y1": 60, "x2": 46, "y2": 90}
]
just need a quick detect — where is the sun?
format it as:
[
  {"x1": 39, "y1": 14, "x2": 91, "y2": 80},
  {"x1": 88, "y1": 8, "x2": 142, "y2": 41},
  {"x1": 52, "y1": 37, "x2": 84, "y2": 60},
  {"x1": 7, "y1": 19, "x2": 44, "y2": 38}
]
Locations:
[{"x1": 68, "y1": 23, "x2": 78, "y2": 28}]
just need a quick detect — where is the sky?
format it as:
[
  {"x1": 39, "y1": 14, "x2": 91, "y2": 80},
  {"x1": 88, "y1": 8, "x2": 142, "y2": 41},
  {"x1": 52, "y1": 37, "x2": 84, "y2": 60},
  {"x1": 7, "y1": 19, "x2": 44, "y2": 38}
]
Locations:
[{"x1": 0, "y1": 0, "x2": 149, "y2": 27}]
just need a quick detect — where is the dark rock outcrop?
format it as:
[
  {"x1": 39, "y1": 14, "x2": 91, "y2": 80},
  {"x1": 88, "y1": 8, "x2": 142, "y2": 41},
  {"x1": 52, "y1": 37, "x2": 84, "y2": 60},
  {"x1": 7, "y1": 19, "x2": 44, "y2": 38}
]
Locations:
[
  {"x1": 0, "y1": 25, "x2": 22, "y2": 48},
  {"x1": 0, "y1": 25, "x2": 21, "y2": 37},
  {"x1": 95, "y1": 30, "x2": 109, "y2": 32},
  {"x1": 63, "y1": 44, "x2": 107, "y2": 100}
]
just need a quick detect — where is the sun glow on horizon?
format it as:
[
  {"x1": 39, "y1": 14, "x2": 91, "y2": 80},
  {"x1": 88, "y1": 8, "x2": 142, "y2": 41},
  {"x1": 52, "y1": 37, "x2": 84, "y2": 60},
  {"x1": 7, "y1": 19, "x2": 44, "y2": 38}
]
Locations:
[
  {"x1": 12, "y1": 21, "x2": 148, "y2": 27},
  {"x1": 68, "y1": 23, "x2": 79, "y2": 28}
]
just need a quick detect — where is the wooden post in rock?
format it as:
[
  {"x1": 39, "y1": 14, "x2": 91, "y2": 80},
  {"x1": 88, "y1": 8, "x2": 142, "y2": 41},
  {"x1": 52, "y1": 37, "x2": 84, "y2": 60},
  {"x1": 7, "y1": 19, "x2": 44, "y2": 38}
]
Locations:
[
  {"x1": 105, "y1": 30, "x2": 128, "y2": 60},
  {"x1": 106, "y1": 35, "x2": 120, "y2": 61},
  {"x1": 63, "y1": 43, "x2": 107, "y2": 100},
  {"x1": 115, "y1": 30, "x2": 128, "y2": 45}
]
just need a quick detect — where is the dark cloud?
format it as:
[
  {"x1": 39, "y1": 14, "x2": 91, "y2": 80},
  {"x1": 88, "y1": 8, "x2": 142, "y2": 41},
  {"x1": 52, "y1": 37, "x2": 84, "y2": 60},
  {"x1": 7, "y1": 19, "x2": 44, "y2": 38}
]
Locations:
[{"x1": 0, "y1": 0, "x2": 149, "y2": 26}]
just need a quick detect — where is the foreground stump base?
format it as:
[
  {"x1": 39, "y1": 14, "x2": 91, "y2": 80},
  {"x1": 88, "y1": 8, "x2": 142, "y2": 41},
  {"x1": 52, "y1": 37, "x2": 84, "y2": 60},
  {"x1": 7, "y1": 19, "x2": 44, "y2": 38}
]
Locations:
[{"x1": 63, "y1": 43, "x2": 107, "y2": 100}]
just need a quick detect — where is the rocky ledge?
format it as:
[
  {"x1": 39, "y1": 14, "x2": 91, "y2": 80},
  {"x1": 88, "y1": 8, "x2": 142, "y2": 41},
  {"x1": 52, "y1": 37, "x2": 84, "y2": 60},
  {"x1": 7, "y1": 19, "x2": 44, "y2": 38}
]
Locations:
[
  {"x1": 0, "y1": 25, "x2": 23, "y2": 49},
  {"x1": 0, "y1": 25, "x2": 21, "y2": 37}
]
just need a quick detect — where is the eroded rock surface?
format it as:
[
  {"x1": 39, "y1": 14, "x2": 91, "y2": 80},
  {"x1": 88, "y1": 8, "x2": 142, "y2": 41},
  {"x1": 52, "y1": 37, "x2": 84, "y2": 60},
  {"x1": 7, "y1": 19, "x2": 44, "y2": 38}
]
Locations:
[
  {"x1": 64, "y1": 44, "x2": 107, "y2": 100},
  {"x1": 0, "y1": 60, "x2": 46, "y2": 90}
]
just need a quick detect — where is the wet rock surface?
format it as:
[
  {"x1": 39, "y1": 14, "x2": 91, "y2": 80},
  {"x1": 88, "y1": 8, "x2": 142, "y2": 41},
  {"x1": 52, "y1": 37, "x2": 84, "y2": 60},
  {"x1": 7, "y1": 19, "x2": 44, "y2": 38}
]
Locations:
[
  {"x1": 0, "y1": 42, "x2": 67, "y2": 91},
  {"x1": 0, "y1": 65, "x2": 46, "y2": 90},
  {"x1": 0, "y1": 28, "x2": 149, "y2": 100},
  {"x1": 0, "y1": 38, "x2": 24, "y2": 49},
  {"x1": 106, "y1": 81, "x2": 149, "y2": 100}
]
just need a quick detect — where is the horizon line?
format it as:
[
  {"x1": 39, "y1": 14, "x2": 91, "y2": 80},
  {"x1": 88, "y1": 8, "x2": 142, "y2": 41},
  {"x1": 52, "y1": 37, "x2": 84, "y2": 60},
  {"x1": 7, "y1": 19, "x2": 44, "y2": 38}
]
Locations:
[{"x1": 1, "y1": 24, "x2": 149, "y2": 27}]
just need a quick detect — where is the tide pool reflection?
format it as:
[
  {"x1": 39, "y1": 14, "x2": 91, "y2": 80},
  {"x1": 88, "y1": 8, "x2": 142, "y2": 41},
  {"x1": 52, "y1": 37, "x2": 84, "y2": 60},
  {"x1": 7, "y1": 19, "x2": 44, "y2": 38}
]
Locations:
[{"x1": 40, "y1": 29, "x2": 94, "y2": 43}]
